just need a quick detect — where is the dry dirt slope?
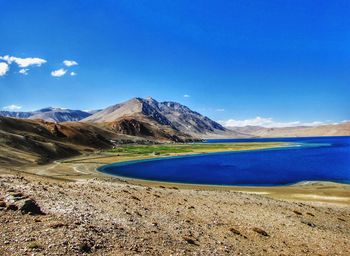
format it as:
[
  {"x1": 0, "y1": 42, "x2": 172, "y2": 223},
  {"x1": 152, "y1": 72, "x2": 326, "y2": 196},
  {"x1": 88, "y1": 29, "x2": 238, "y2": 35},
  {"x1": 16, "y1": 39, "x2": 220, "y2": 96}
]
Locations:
[
  {"x1": 0, "y1": 116, "x2": 196, "y2": 166},
  {"x1": 0, "y1": 173, "x2": 349, "y2": 255}
]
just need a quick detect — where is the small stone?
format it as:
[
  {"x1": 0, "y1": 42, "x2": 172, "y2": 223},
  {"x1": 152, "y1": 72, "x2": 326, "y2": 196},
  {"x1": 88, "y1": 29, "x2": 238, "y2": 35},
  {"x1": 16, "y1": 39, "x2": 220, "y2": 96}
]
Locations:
[
  {"x1": 301, "y1": 220, "x2": 316, "y2": 227},
  {"x1": 0, "y1": 200, "x2": 6, "y2": 210},
  {"x1": 229, "y1": 228, "x2": 241, "y2": 235},
  {"x1": 183, "y1": 236, "x2": 197, "y2": 245},
  {"x1": 6, "y1": 204, "x2": 18, "y2": 211},
  {"x1": 49, "y1": 222, "x2": 66, "y2": 229},
  {"x1": 130, "y1": 195, "x2": 140, "y2": 201},
  {"x1": 293, "y1": 210, "x2": 302, "y2": 215},
  {"x1": 252, "y1": 227, "x2": 269, "y2": 237},
  {"x1": 79, "y1": 242, "x2": 92, "y2": 253},
  {"x1": 18, "y1": 198, "x2": 45, "y2": 215}
]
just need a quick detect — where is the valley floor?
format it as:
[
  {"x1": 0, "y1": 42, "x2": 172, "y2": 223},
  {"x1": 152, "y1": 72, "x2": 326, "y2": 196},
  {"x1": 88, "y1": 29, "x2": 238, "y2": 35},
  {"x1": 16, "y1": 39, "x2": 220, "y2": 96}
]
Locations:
[{"x1": 1, "y1": 143, "x2": 350, "y2": 255}]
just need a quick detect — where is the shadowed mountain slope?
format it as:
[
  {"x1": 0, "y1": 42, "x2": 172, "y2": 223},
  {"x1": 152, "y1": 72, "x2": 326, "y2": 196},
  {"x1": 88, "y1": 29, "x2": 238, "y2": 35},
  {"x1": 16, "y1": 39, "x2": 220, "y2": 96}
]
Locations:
[
  {"x1": 0, "y1": 116, "x2": 196, "y2": 166},
  {"x1": 83, "y1": 97, "x2": 245, "y2": 138}
]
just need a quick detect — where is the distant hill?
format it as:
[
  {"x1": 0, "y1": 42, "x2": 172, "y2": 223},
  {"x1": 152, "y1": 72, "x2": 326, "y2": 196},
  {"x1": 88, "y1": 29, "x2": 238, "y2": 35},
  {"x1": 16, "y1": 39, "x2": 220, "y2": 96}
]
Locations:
[
  {"x1": 0, "y1": 107, "x2": 92, "y2": 122},
  {"x1": 0, "y1": 111, "x2": 32, "y2": 119},
  {"x1": 83, "y1": 97, "x2": 245, "y2": 138},
  {"x1": 230, "y1": 122, "x2": 350, "y2": 137}
]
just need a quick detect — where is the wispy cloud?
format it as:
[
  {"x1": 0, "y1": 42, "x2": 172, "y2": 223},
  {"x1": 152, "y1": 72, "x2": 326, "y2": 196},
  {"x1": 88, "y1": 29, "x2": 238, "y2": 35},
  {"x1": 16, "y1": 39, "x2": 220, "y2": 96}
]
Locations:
[
  {"x1": 70, "y1": 71, "x2": 77, "y2": 76},
  {"x1": 3, "y1": 104, "x2": 22, "y2": 111},
  {"x1": 183, "y1": 94, "x2": 190, "y2": 98},
  {"x1": 63, "y1": 60, "x2": 78, "y2": 67},
  {"x1": 215, "y1": 108, "x2": 225, "y2": 112},
  {"x1": 0, "y1": 62, "x2": 9, "y2": 76},
  {"x1": 51, "y1": 68, "x2": 67, "y2": 77},
  {"x1": 19, "y1": 68, "x2": 29, "y2": 75},
  {"x1": 219, "y1": 116, "x2": 326, "y2": 128},
  {"x1": 0, "y1": 55, "x2": 46, "y2": 68}
]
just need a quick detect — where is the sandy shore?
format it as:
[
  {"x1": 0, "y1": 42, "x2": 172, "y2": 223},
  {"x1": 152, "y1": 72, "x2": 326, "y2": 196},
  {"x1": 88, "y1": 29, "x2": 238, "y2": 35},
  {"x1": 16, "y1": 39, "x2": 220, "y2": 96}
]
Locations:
[{"x1": 7, "y1": 149, "x2": 350, "y2": 206}]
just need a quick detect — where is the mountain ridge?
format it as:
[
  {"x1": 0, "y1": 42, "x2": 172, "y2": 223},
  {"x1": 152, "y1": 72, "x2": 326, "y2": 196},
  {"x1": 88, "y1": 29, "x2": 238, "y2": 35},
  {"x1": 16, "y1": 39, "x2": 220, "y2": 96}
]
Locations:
[
  {"x1": 82, "y1": 97, "x2": 233, "y2": 138},
  {"x1": 1, "y1": 97, "x2": 349, "y2": 138}
]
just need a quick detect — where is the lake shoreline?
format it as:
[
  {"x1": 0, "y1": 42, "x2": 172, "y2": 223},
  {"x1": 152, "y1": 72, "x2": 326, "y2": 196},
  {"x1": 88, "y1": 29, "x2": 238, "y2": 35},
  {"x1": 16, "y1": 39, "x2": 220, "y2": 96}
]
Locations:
[
  {"x1": 1, "y1": 140, "x2": 349, "y2": 255},
  {"x1": 3, "y1": 139, "x2": 348, "y2": 205},
  {"x1": 97, "y1": 137, "x2": 350, "y2": 196}
]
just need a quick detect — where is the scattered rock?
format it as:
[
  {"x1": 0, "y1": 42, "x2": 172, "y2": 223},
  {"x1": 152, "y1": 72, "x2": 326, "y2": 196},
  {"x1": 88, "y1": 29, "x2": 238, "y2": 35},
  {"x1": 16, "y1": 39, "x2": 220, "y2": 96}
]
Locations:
[
  {"x1": 18, "y1": 198, "x2": 45, "y2": 215},
  {"x1": 293, "y1": 210, "x2": 302, "y2": 215},
  {"x1": 4, "y1": 193, "x2": 27, "y2": 204},
  {"x1": 79, "y1": 242, "x2": 92, "y2": 253},
  {"x1": 183, "y1": 236, "x2": 197, "y2": 245},
  {"x1": 6, "y1": 204, "x2": 18, "y2": 211},
  {"x1": 306, "y1": 212, "x2": 315, "y2": 217},
  {"x1": 252, "y1": 227, "x2": 269, "y2": 237},
  {"x1": 0, "y1": 200, "x2": 6, "y2": 208},
  {"x1": 301, "y1": 220, "x2": 316, "y2": 228},
  {"x1": 131, "y1": 195, "x2": 140, "y2": 201},
  {"x1": 229, "y1": 228, "x2": 241, "y2": 235},
  {"x1": 49, "y1": 222, "x2": 66, "y2": 229}
]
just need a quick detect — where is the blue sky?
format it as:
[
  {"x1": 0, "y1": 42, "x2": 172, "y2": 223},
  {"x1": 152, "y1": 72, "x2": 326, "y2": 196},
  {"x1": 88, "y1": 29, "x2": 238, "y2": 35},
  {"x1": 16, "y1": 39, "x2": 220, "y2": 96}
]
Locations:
[{"x1": 0, "y1": 0, "x2": 349, "y2": 126}]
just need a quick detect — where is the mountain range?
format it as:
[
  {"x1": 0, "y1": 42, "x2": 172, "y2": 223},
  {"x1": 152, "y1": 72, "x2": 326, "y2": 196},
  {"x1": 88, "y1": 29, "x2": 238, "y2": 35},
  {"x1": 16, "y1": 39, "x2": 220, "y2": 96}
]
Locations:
[
  {"x1": 0, "y1": 97, "x2": 245, "y2": 138},
  {"x1": 233, "y1": 123, "x2": 350, "y2": 138},
  {"x1": 0, "y1": 107, "x2": 91, "y2": 122},
  {"x1": 1, "y1": 97, "x2": 349, "y2": 140}
]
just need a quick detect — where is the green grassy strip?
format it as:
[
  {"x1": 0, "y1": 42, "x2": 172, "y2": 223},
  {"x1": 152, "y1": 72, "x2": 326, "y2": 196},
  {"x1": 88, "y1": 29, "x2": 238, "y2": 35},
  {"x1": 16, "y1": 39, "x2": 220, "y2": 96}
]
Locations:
[{"x1": 105, "y1": 142, "x2": 287, "y2": 155}]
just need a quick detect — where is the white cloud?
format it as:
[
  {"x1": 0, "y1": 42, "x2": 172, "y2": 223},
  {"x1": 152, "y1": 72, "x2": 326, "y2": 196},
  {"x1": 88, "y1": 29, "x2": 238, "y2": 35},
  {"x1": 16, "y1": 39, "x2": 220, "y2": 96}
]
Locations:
[
  {"x1": 183, "y1": 94, "x2": 190, "y2": 98},
  {"x1": 0, "y1": 62, "x2": 9, "y2": 76},
  {"x1": 3, "y1": 104, "x2": 22, "y2": 111},
  {"x1": 0, "y1": 55, "x2": 46, "y2": 68},
  {"x1": 70, "y1": 71, "x2": 77, "y2": 76},
  {"x1": 219, "y1": 116, "x2": 326, "y2": 128},
  {"x1": 63, "y1": 60, "x2": 78, "y2": 67},
  {"x1": 19, "y1": 68, "x2": 29, "y2": 75},
  {"x1": 51, "y1": 68, "x2": 67, "y2": 77}
]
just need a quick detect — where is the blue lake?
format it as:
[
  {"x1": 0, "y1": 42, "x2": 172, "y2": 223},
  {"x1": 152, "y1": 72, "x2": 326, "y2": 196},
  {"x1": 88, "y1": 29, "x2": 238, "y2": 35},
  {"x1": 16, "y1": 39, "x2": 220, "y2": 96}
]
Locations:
[{"x1": 99, "y1": 136, "x2": 350, "y2": 186}]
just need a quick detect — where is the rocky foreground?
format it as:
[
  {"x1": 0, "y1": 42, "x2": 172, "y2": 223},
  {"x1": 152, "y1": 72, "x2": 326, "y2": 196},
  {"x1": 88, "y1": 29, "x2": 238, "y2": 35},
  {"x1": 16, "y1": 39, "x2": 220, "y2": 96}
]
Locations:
[{"x1": 0, "y1": 173, "x2": 349, "y2": 255}]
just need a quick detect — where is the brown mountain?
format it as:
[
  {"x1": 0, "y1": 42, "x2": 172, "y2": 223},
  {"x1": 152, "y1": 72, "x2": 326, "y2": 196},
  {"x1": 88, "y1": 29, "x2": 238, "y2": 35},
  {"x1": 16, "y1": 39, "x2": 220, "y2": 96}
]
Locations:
[
  {"x1": 83, "y1": 97, "x2": 246, "y2": 138},
  {"x1": 0, "y1": 116, "x2": 196, "y2": 166}
]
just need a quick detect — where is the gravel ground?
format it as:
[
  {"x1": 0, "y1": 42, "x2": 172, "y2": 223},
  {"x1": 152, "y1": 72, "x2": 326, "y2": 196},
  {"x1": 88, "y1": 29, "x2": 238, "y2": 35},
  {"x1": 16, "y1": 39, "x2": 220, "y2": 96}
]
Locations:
[{"x1": 0, "y1": 173, "x2": 349, "y2": 255}]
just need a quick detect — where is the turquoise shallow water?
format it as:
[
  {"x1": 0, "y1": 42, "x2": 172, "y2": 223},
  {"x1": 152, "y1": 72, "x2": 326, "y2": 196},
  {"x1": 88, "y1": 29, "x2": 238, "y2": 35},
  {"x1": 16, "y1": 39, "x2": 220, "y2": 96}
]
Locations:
[{"x1": 99, "y1": 136, "x2": 350, "y2": 186}]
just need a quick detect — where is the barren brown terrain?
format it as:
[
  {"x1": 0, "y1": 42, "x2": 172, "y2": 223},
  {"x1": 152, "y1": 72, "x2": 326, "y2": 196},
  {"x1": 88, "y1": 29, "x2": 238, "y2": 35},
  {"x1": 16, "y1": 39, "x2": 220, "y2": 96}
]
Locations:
[{"x1": 1, "y1": 149, "x2": 350, "y2": 256}]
